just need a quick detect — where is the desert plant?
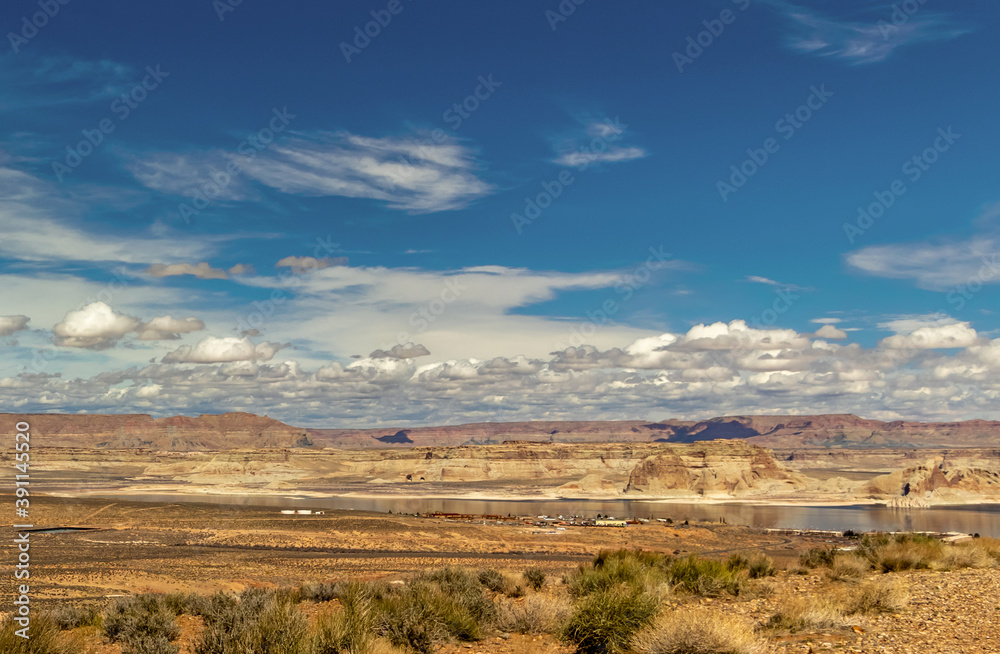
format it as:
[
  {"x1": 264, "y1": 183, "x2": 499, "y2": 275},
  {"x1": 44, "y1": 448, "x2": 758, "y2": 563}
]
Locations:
[
  {"x1": 766, "y1": 596, "x2": 847, "y2": 633},
  {"x1": 726, "y1": 552, "x2": 775, "y2": 579},
  {"x1": 478, "y1": 568, "x2": 505, "y2": 592},
  {"x1": 300, "y1": 581, "x2": 342, "y2": 603},
  {"x1": 667, "y1": 556, "x2": 745, "y2": 596},
  {"x1": 523, "y1": 567, "x2": 547, "y2": 591},
  {"x1": 633, "y1": 609, "x2": 771, "y2": 654},
  {"x1": 103, "y1": 594, "x2": 180, "y2": 653},
  {"x1": 562, "y1": 585, "x2": 659, "y2": 654},
  {"x1": 194, "y1": 588, "x2": 309, "y2": 654},
  {"x1": 843, "y1": 578, "x2": 909, "y2": 615},
  {"x1": 496, "y1": 593, "x2": 572, "y2": 635},
  {"x1": 799, "y1": 547, "x2": 837, "y2": 569},
  {"x1": 938, "y1": 543, "x2": 994, "y2": 570},
  {"x1": 47, "y1": 604, "x2": 102, "y2": 630},
  {"x1": 568, "y1": 550, "x2": 671, "y2": 598},
  {"x1": 163, "y1": 592, "x2": 212, "y2": 616},
  {"x1": 312, "y1": 582, "x2": 377, "y2": 654},
  {"x1": 827, "y1": 554, "x2": 871, "y2": 581},
  {"x1": 0, "y1": 613, "x2": 100, "y2": 654}
]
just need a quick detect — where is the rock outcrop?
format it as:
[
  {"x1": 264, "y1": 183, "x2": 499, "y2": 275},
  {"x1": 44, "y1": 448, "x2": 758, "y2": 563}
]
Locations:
[{"x1": 623, "y1": 442, "x2": 807, "y2": 497}]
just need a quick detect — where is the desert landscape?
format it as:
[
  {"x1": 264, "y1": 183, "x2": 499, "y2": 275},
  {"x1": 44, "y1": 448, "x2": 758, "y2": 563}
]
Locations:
[{"x1": 3, "y1": 412, "x2": 1000, "y2": 652}]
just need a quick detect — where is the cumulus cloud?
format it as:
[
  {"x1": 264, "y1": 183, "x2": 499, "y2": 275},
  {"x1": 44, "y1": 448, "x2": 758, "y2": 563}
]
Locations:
[
  {"x1": 53, "y1": 302, "x2": 141, "y2": 349},
  {"x1": 0, "y1": 315, "x2": 30, "y2": 337},
  {"x1": 135, "y1": 316, "x2": 206, "y2": 341},
  {"x1": 162, "y1": 336, "x2": 288, "y2": 364},
  {"x1": 814, "y1": 324, "x2": 848, "y2": 340},
  {"x1": 879, "y1": 319, "x2": 980, "y2": 350},
  {"x1": 369, "y1": 343, "x2": 431, "y2": 359}
]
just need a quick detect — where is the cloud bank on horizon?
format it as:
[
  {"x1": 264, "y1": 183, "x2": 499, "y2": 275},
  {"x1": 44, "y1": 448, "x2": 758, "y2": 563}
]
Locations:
[{"x1": 1, "y1": 1, "x2": 998, "y2": 427}]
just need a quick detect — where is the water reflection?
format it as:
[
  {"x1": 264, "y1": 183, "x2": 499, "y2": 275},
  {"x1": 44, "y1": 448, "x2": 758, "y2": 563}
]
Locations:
[{"x1": 95, "y1": 493, "x2": 1000, "y2": 537}]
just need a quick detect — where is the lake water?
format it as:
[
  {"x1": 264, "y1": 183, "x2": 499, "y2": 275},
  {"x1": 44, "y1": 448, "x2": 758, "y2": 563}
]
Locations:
[{"x1": 95, "y1": 493, "x2": 1000, "y2": 537}]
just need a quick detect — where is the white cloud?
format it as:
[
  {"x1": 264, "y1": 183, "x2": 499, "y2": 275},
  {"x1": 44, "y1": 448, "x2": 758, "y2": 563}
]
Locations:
[
  {"x1": 53, "y1": 302, "x2": 140, "y2": 349},
  {"x1": 810, "y1": 317, "x2": 842, "y2": 324},
  {"x1": 814, "y1": 324, "x2": 848, "y2": 340},
  {"x1": 275, "y1": 256, "x2": 348, "y2": 270},
  {"x1": 775, "y1": 3, "x2": 968, "y2": 64},
  {"x1": 0, "y1": 315, "x2": 29, "y2": 337},
  {"x1": 162, "y1": 336, "x2": 287, "y2": 364},
  {"x1": 135, "y1": 316, "x2": 206, "y2": 341},
  {"x1": 879, "y1": 319, "x2": 980, "y2": 350},
  {"x1": 846, "y1": 237, "x2": 1000, "y2": 290},
  {"x1": 369, "y1": 343, "x2": 431, "y2": 359},
  {"x1": 0, "y1": 165, "x2": 216, "y2": 265},
  {"x1": 552, "y1": 118, "x2": 648, "y2": 168},
  {"x1": 130, "y1": 130, "x2": 494, "y2": 213}
]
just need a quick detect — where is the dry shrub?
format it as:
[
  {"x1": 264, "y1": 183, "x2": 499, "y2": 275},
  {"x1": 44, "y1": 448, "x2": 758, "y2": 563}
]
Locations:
[
  {"x1": 523, "y1": 567, "x2": 546, "y2": 591},
  {"x1": 562, "y1": 585, "x2": 660, "y2": 654},
  {"x1": 975, "y1": 537, "x2": 1000, "y2": 562},
  {"x1": 0, "y1": 613, "x2": 101, "y2": 654},
  {"x1": 874, "y1": 540, "x2": 942, "y2": 572},
  {"x1": 938, "y1": 543, "x2": 994, "y2": 570},
  {"x1": 826, "y1": 554, "x2": 870, "y2": 581},
  {"x1": 633, "y1": 609, "x2": 772, "y2": 654},
  {"x1": 496, "y1": 593, "x2": 571, "y2": 634},
  {"x1": 843, "y1": 578, "x2": 909, "y2": 615},
  {"x1": 799, "y1": 547, "x2": 837, "y2": 569},
  {"x1": 766, "y1": 596, "x2": 847, "y2": 633},
  {"x1": 726, "y1": 552, "x2": 776, "y2": 579}
]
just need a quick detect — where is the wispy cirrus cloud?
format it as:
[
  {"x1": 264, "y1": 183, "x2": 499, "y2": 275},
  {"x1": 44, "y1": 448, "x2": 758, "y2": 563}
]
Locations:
[
  {"x1": 551, "y1": 117, "x2": 648, "y2": 168},
  {"x1": 127, "y1": 130, "x2": 494, "y2": 213},
  {"x1": 771, "y1": 2, "x2": 968, "y2": 64},
  {"x1": 0, "y1": 54, "x2": 134, "y2": 111}
]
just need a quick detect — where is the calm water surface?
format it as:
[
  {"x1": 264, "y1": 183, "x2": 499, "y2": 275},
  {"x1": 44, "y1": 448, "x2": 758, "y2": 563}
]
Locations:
[{"x1": 97, "y1": 493, "x2": 1000, "y2": 537}]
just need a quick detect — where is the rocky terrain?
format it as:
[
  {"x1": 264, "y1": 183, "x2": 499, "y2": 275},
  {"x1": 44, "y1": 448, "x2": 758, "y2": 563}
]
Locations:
[{"x1": 7, "y1": 411, "x2": 1000, "y2": 450}]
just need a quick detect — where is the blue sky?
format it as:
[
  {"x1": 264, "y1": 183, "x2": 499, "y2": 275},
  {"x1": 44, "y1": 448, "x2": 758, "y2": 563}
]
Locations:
[{"x1": 2, "y1": 0, "x2": 999, "y2": 426}]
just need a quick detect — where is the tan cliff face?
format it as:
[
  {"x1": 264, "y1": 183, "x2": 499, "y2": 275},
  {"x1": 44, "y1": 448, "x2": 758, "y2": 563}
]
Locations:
[
  {"x1": 2, "y1": 412, "x2": 311, "y2": 450},
  {"x1": 623, "y1": 442, "x2": 808, "y2": 497},
  {"x1": 6, "y1": 411, "x2": 1000, "y2": 451}
]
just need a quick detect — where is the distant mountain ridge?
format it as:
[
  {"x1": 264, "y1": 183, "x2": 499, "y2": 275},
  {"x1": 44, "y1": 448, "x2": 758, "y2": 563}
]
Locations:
[{"x1": 4, "y1": 412, "x2": 999, "y2": 451}]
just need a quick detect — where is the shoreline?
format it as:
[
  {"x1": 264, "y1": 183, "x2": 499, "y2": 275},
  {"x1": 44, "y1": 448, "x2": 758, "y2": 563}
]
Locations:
[{"x1": 46, "y1": 487, "x2": 1000, "y2": 509}]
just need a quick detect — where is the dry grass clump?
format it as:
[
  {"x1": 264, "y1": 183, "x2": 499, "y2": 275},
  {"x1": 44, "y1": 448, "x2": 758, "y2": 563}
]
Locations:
[
  {"x1": 843, "y1": 578, "x2": 909, "y2": 615},
  {"x1": 938, "y1": 543, "x2": 995, "y2": 570},
  {"x1": 496, "y1": 593, "x2": 572, "y2": 634},
  {"x1": 523, "y1": 566, "x2": 547, "y2": 591},
  {"x1": 0, "y1": 613, "x2": 101, "y2": 654},
  {"x1": 826, "y1": 554, "x2": 871, "y2": 581},
  {"x1": 765, "y1": 596, "x2": 848, "y2": 633},
  {"x1": 633, "y1": 609, "x2": 772, "y2": 654}
]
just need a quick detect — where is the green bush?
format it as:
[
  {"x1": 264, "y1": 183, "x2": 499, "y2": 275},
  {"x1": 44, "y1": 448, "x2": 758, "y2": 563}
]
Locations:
[
  {"x1": 667, "y1": 556, "x2": 745, "y2": 596},
  {"x1": 312, "y1": 582, "x2": 377, "y2": 654},
  {"x1": 725, "y1": 552, "x2": 775, "y2": 579},
  {"x1": 562, "y1": 586, "x2": 659, "y2": 654},
  {"x1": 477, "y1": 569, "x2": 505, "y2": 592},
  {"x1": 799, "y1": 547, "x2": 837, "y2": 569},
  {"x1": 299, "y1": 581, "x2": 341, "y2": 603},
  {"x1": 523, "y1": 567, "x2": 546, "y2": 591},
  {"x1": 569, "y1": 550, "x2": 671, "y2": 598}
]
